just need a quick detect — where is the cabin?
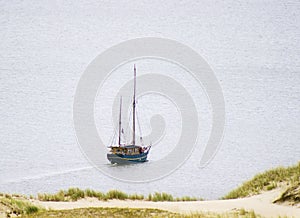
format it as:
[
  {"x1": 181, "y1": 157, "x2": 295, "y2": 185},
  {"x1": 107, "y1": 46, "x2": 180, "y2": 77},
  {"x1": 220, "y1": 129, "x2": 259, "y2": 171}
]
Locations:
[{"x1": 110, "y1": 145, "x2": 142, "y2": 155}]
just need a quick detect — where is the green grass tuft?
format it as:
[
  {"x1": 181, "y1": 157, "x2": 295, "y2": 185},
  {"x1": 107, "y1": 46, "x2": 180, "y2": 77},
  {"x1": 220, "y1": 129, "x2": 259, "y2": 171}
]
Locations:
[
  {"x1": 84, "y1": 189, "x2": 106, "y2": 200},
  {"x1": 128, "y1": 193, "x2": 144, "y2": 200},
  {"x1": 66, "y1": 188, "x2": 85, "y2": 201},
  {"x1": 106, "y1": 189, "x2": 128, "y2": 200},
  {"x1": 147, "y1": 192, "x2": 174, "y2": 201},
  {"x1": 25, "y1": 205, "x2": 39, "y2": 214},
  {"x1": 0, "y1": 196, "x2": 42, "y2": 216}
]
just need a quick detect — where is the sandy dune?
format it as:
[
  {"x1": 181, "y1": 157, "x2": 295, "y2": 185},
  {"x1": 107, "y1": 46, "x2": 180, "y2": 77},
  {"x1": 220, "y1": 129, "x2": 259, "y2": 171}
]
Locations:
[{"x1": 32, "y1": 189, "x2": 300, "y2": 218}]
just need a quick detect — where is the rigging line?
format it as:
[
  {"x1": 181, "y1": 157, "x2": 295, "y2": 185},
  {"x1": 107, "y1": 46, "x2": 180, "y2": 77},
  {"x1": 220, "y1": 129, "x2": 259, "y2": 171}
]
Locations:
[
  {"x1": 108, "y1": 129, "x2": 114, "y2": 146},
  {"x1": 124, "y1": 97, "x2": 133, "y2": 145},
  {"x1": 109, "y1": 122, "x2": 117, "y2": 146},
  {"x1": 121, "y1": 124, "x2": 127, "y2": 146},
  {"x1": 136, "y1": 101, "x2": 143, "y2": 141},
  {"x1": 119, "y1": 112, "x2": 126, "y2": 146}
]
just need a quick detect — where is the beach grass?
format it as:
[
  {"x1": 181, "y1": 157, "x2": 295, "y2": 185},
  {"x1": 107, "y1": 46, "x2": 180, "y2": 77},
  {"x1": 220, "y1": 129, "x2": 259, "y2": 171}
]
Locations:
[
  {"x1": 0, "y1": 194, "x2": 261, "y2": 218},
  {"x1": 106, "y1": 189, "x2": 128, "y2": 200},
  {"x1": 223, "y1": 162, "x2": 300, "y2": 199},
  {"x1": 0, "y1": 195, "x2": 42, "y2": 217},
  {"x1": 273, "y1": 181, "x2": 300, "y2": 205},
  {"x1": 35, "y1": 163, "x2": 300, "y2": 203},
  {"x1": 147, "y1": 192, "x2": 174, "y2": 201},
  {"x1": 37, "y1": 188, "x2": 200, "y2": 202}
]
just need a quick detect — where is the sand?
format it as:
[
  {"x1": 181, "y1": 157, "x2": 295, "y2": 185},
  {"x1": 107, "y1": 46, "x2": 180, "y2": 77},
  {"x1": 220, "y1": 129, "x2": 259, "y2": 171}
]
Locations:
[{"x1": 32, "y1": 189, "x2": 300, "y2": 218}]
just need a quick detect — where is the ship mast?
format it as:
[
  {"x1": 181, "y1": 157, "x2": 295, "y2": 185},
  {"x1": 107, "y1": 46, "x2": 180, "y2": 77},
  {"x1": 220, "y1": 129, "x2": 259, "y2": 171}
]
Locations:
[
  {"x1": 118, "y1": 96, "x2": 122, "y2": 146},
  {"x1": 132, "y1": 65, "x2": 136, "y2": 145}
]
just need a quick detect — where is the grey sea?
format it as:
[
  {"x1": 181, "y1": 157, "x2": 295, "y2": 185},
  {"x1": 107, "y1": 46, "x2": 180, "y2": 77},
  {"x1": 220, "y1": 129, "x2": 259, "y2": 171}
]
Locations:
[{"x1": 0, "y1": 0, "x2": 300, "y2": 199}]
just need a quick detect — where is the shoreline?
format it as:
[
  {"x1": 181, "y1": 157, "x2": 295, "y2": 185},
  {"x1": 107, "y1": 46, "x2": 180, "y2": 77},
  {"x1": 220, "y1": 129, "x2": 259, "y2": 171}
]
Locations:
[
  {"x1": 31, "y1": 188, "x2": 300, "y2": 218},
  {"x1": 1, "y1": 163, "x2": 299, "y2": 217}
]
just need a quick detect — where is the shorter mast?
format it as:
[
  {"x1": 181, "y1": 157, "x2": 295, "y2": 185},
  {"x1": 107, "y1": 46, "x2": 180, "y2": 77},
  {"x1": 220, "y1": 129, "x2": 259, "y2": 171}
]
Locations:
[{"x1": 118, "y1": 96, "x2": 122, "y2": 146}]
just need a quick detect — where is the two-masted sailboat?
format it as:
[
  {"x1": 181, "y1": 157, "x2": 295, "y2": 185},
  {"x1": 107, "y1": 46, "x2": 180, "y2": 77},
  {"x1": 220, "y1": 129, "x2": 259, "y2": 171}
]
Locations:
[{"x1": 107, "y1": 65, "x2": 151, "y2": 164}]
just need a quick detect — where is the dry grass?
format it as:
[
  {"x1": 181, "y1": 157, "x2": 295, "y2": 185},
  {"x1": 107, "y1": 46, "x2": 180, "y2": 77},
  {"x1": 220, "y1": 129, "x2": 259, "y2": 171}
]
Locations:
[
  {"x1": 20, "y1": 207, "x2": 262, "y2": 218},
  {"x1": 273, "y1": 181, "x2": 300, "y2": 205}
]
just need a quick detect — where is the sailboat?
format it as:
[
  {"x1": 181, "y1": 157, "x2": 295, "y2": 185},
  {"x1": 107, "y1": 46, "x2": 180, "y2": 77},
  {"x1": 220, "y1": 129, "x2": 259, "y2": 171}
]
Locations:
[{"x1": 107, "y1": 65, "x2": 151, "y2": 164}]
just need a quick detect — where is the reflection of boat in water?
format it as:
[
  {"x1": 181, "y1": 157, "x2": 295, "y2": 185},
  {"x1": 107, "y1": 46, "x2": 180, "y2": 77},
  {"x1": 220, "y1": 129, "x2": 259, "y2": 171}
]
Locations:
[{"x1": 107, "y1": 65, "x2": 151, "y2": 164}]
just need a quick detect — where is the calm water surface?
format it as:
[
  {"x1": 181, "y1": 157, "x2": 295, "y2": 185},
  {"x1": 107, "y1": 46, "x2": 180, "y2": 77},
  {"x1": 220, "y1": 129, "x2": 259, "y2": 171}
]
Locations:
[{"x1": 0, "y1": 0, "x2": 299, "y2": 199}]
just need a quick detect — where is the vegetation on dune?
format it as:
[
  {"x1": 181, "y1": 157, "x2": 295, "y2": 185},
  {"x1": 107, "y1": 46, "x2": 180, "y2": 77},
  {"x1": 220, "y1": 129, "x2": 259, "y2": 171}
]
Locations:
[
  {"x1": 37, "y1": 188, "x2": 200, "y2": 202},
  {"x1": 106, "y1": 189, "x2": 128, "y2": 200},
  {"x1": 145, "y1": 192, "x2": 199, "y2": 202},
  {"x1": 20, "y1": 207, "x2": 262, "y2": 218},
  {"x1": 26, "y1": 162, "x2": 300, "y2": 204},
  {"x1": 273, "y1": 181, "x2": 300, "y2": 205},
  {"x1": 0, "y1": 194, "x2": 42, "y2": 217},
  {"x1": 0, "y1": 194, "x2": 259, "y2": 218},
  {"x1": 38, "y1": 188, "x2": 101, "y2": 202},
  {"x1": 223, "y1": 162, "x2": 300, "y2": 199},
  {"x1": 2, "y1": 162, "x2": 299, "y2": 217},
  {"x1": 147, "y1": 192, "x2": 174, "y2": 201}
]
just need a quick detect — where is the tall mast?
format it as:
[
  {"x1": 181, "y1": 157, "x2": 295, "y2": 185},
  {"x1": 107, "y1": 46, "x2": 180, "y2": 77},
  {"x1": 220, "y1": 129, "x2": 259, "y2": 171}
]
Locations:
[
  {"x1": 118, "y1": 96, "x2": 122, "y2": 146},
  {"x1": 132, "y1": 65, "x2": 136, "y2": 145}
]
